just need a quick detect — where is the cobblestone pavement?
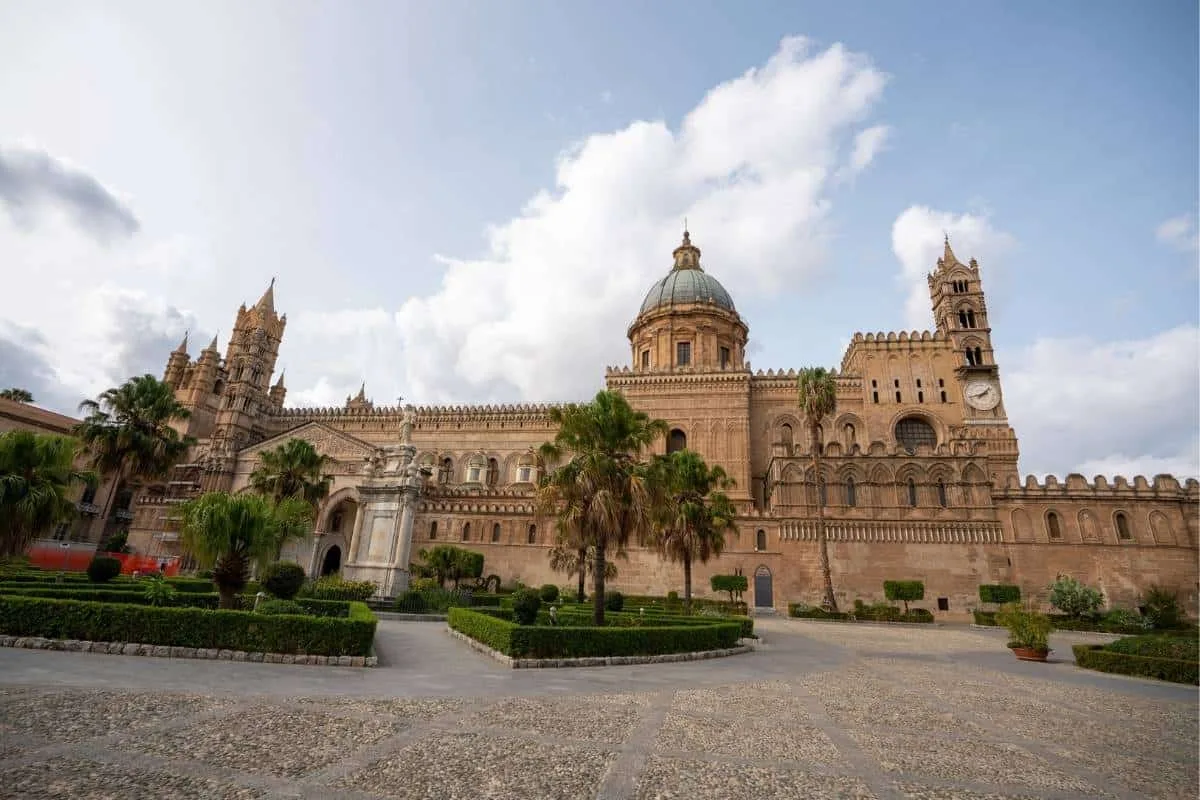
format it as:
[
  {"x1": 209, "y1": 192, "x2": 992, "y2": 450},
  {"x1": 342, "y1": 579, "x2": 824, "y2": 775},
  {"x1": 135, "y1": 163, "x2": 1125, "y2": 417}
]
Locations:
[{"x1": 0, "y1": 619, "x2": 1195, "y2": 799}]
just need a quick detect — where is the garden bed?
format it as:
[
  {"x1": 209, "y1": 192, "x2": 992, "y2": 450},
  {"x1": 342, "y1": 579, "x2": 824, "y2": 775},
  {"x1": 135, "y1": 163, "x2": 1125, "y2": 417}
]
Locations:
[
  {"x1": 789, "y1": 603, "x2": 936, "y2": 624},
  {"x1": 0, "y1": 595, "x2": 376, "y2": 657},
  {"x1": 1073, "y1": 635, "x2": 1198, "y2": 685},
  {"x1": 447, "y1": 606, "x2": 746, "y2": 661},
  {"x1": 973, "y1": 610, "x2": 1194, "y2": 636}
]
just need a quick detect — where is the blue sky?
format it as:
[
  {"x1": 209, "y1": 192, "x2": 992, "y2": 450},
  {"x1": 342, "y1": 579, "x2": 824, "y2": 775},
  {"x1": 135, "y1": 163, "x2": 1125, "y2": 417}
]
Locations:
[{"x1": 0, "y1": 0, "x2": 1196, "y2": 478}]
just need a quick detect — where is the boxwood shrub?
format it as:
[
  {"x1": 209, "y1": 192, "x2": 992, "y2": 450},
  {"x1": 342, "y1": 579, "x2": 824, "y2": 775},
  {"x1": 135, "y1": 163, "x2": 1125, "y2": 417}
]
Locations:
[
  {"x1": 0, "y1": 595, "x2": 374, "y2": 656},
  {"x1": 1073, "y1": 641, "x2": 1198, "y2": 685},
  {"x1": 979, "y1": 584, "x2": 1021, "y2": 604},
  {"x1": 448, "y1": 607, "x2": 742, "y2": 659}
]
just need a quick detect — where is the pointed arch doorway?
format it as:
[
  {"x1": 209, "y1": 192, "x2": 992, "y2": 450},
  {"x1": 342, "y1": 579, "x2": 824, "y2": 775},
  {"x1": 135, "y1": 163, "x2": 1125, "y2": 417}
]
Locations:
[
  {"x1": 754, "y1": 565, "x2": 773, "y2": 608},
  {"x1": 320, "y1": 545, "x2": 342, "y2": 576}
]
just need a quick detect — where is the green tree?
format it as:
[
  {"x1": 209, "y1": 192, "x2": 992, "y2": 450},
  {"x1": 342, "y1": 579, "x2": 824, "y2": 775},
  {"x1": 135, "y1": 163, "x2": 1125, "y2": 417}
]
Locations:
[
  {"x1": 0, "y1": 430, "x2": 95, "y2": 558},
  {"x1": 797, "y1": 367, "x2": 839, "y2": 611},
  {"x1": 547, "y1": 540, "x2": 619, "y2": 602},
  {"x1": 179, "y1": 492, "x2": 312, "y2": 608},
  {"x1": 0, "y1": 388, "x2": 33, "y2": 403},
  {"x1": 650, "y1": 449, "x2": 738, "y2": 609},
  {"x1": 414, "y1": 544, "x2": 484, "y2": 588},
  {"x1": 74, "y1": 374, "x2": 194, "y2": 523},
  {"x1": 248, "y1": 437, "x2": 332, "y2": 558},
  {"x1": 538, "y1": 390, "x2": 667, "y2": 625}
]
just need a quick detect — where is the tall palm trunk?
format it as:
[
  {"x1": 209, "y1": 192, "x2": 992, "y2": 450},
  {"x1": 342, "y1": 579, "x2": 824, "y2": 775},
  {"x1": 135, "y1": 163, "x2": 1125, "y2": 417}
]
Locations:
[
  {"x1": 683, "y1": 554, "x2": 693, "y2": 611},
  {"x1": 576, "y1": 546, "x2": 587, "y2": 603},
  {"x1": 811, "y1": 424, "x2": 837, "y2": 611},
  {"x1": 593, "y1": 541, "x2": 607, "y2": 626},
  {"x1": 213, "y1": 551, "x2": 248, "y2": 610}
]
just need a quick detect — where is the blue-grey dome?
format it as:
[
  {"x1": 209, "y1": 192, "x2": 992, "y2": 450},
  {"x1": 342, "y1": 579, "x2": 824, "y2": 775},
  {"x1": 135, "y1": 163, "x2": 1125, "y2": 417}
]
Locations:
[{"x1": 639, "y1": 268, "x2": 736, "y2": 314}]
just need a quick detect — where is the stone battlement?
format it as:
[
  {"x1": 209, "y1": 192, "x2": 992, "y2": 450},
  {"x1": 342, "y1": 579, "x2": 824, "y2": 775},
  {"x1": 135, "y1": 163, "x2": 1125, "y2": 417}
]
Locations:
[{"x1": 995, "y1": 473, "x2": 1200, "y2": 499}]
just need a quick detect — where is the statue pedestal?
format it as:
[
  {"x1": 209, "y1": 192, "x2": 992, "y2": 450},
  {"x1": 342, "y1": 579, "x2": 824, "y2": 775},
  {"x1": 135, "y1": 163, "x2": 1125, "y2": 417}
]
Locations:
[{"x1": 342, "y1": 439, "x2": 423, "y2": 599}]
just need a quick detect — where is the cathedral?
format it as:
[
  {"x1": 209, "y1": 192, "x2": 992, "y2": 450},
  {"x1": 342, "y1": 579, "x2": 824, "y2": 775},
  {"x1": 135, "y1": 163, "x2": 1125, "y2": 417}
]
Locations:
[{"x1": 128, "y1": 232, "x2": 1200, "y2": 616}]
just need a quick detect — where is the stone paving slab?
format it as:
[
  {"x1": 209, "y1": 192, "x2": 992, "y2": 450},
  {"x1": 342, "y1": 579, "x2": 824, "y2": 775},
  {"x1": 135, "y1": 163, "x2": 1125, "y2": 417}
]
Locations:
[{"x1": 0, "y1": 618, "x2": 1194, "y2": 799}]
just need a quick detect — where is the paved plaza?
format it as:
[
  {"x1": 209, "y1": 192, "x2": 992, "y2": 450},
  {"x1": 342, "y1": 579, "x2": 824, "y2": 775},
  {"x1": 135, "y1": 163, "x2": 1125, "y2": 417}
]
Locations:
[{"x1": 0, "y1": 619, "x2": 1195, "y2": 799}]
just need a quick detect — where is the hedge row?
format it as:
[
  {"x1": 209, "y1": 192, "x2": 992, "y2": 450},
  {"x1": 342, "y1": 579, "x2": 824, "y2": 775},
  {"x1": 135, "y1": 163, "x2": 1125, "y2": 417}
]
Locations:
[
  {"x1": 547, "y1": 606, "x2": 755, "y2": 638},
  {"x1": 788, "y1": 603, "x2": 934, "y2": 624},
  {"x1": 0, "y1": 573, "x2": 254, "y2": 594},
  {"x1": 447, "y1": 607, "x2": 742, "y2": 659},
  {"x1": 1072, "y1": 644, "x2": 1198, "y2": 685},
  {"x1": 0, "y1": 595, "x2": 374, "y2": 656},
  {"x1": 620, "y1": 594, "x2": 748, "y2": 615},
  {"x1": 972, "y1": 610, "x2": 1190, "y2": 636},
  {"x1": 0, "y1": 585, "x2": 352, "y2": 617}
]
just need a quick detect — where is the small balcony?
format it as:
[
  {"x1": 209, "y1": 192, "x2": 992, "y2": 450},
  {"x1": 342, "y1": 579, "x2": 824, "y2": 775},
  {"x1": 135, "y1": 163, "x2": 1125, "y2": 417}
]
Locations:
[
  {"x1": 113, "y1": 509, "x2": 134, "y2": 522},
  {"x1": 78, "y1": 502, "x2": 101, "y2": 515}
]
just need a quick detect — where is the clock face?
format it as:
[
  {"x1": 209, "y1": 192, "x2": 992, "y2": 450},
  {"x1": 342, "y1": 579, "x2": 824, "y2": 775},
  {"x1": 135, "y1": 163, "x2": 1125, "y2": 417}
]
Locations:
[{"x1": 964, "y1": 380, "x2": 1000, "y2": 411}]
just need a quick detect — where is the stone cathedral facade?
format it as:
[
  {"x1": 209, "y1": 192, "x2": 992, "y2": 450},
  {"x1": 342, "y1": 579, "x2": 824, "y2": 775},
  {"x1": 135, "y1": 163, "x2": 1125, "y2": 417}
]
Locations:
[{"x1": 128, "y1": 233, "x2": 1200, "y2": 615}]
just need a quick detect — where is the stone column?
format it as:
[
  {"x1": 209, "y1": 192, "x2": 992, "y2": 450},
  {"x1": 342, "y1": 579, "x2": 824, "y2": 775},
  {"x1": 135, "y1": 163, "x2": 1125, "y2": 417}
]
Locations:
[{"x1": 346, "y1": 502, "x2": 366, "y2": 565}]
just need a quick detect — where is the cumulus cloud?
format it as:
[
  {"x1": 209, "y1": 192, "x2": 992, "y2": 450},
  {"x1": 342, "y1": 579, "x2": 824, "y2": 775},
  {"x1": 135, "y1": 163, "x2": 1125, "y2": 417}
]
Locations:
[
  {"x1": 0, "y1": 145, "x2": 139, "y2": 241},
  {"x1": 345, "y1": 36, "x2": 889, "y2": 404},
  {"x1": 1001, "y1": 324, "x2": 1200, "y2": 480},
  {"x1": 1155, "y1": 213, "x2": 1199, "y2": 252},
  {"x1": 842, "y1": 124, "x2": 890, "y2": 177},
  {"x1": 890, "y1": 206, "x2": 1016, "y2": 330}
]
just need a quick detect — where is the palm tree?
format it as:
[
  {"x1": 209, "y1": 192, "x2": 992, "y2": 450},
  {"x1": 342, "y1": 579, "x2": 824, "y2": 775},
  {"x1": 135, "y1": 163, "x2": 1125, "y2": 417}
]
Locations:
[
  {"x1": 74, "y1": 374, "x2": 194, "y2": 524},
  {"x1": 651, "y1": 449, "x2": 738, "y2": 609},
  {"x1": 248, "y1": 438, "x2": 332, "y2": 558},
  {"x1": 0, "y1": 431, "x2": 95, "y2": 558},
  {"x1": 179, "y1": 492, "x2": 312, "y2": 608},
  {"x1": 547, "y1": 540, "x2": 619, "y2": 603},
  {"x1": 797, "y1": 367, "x2": 839, "y2": 611},
  {"x1": 0, "y1": 388, "x2": 33, "y2": 403},
  {"x1": 538, "y1": 390, "x2": 667, "y2": 625}
]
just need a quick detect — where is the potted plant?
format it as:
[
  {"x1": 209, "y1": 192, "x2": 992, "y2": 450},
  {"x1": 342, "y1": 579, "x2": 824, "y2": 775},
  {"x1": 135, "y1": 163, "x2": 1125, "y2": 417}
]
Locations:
[{"x1": 996, "y1": 602, "x2": 1052, "y2": 662}]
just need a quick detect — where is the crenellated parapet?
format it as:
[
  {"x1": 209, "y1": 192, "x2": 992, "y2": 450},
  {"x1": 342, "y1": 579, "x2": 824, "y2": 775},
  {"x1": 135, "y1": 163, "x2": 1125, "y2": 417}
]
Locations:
[
  {"x1": 994, "y1": 473, "x2": 1200, "y2": 500},
  {"x1": 839, "y1": 330, "x2": 954, "y2": 372}
]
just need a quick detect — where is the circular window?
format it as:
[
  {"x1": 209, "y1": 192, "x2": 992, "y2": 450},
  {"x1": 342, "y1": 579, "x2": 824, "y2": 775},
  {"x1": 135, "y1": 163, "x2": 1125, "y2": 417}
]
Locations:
[{"x1": 895, "y1": 417, "x2": 937, "y2": 453}]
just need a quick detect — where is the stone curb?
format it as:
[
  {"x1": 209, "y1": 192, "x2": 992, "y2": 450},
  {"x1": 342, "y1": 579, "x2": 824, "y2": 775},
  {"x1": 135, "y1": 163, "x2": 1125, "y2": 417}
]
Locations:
[
  {"x1": 788, "y1": 617, "x2": 944, "y2": 628},
  {"x1": 374, "y1": 611, "x2": 449, "y2": 622},
  {"x1": 0, "y1": 636, "x2": 378, "y2": 668},
  {"x1": 445, "y1": 626, "x2": 753, "y2": 669}
]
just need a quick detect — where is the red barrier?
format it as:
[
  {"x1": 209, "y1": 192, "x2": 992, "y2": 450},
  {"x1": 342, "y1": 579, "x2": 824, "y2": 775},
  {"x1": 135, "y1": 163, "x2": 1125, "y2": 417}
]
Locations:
[{"x1": 26, "y1": 543, "x2": 180, "y2": 576}]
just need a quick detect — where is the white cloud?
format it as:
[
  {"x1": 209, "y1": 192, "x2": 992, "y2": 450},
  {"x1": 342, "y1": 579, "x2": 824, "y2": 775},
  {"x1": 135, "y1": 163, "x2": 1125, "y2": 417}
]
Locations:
[
  {"x1": 1001, "y1": 324, "x2": 1200, "y2": 480},
  {"x1": 285, "y1": 35, "x2": 890, "y2": 406},
  {"x1": 890, "y1": 206, "x2": 1016, "y2": 330},
  {"x1": 843, "y1": 124, "x2": 889, "y2": 177},
  {"x1": 1155, "y1": 213, "x2": 1199, "y2": 252}
]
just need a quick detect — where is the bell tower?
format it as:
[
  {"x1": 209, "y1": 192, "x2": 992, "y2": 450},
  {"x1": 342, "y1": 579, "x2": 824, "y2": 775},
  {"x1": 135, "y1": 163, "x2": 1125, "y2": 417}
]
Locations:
[{"x1": 928, "y1": 236, "x2": 1019, "y2": 482}]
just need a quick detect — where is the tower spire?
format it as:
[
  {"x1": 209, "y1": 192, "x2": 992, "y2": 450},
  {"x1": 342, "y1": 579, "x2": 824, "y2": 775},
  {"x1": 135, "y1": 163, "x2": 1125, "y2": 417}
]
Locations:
[
  {"x1": 206, "y1": 332, "x2": 219, "y2": 352},
  {"x1": 942, "y1": 233, "x2": 959, "y2": 267},
  {"x1": 174, "y1": 330, "x2": 190, "y2": 355},
  {"x1": 273, "y1": 369, "x2": 286, "y2": 388},
  {"x1": 255, "y1": 277, "x2": 276, "y2": 314}
]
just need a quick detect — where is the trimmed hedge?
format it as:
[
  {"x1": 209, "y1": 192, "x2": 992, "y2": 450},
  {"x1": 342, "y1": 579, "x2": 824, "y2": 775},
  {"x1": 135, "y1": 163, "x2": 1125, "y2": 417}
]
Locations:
[
  {"x1": 621, "y1": 593, "x2": 748, "y2": 615},
  {"x1": 547, "y1": 606, "x2": 754, "y2": 638},
  {"x1": 791, "y1": 602, "x2": 933, "y2": 624},
  {"x1": 0, "y1": 595, "x2": 375, "y2": 656},
  {"x1": 1073, "y1": 643, "x2": 1199, "y2": 685},
  {"x1": 979, "y1": 584, "x2": 1021, "y2": 604},
  {"x1": 448, "y1": 607, "x2": 742, "y2": 659}
]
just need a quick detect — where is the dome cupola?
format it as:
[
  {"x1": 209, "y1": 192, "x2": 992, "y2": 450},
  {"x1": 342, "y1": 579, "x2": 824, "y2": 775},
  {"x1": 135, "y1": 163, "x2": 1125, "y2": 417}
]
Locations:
[{"x1": 627, "y1": 230, "x2": 748, "y2": 373}]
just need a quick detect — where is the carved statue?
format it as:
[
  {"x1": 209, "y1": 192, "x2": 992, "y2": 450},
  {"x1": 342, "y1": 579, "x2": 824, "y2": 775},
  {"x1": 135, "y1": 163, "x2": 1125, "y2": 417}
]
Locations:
[{"x1": 400, "y1": 405, "x2": 416, "y2": 445}]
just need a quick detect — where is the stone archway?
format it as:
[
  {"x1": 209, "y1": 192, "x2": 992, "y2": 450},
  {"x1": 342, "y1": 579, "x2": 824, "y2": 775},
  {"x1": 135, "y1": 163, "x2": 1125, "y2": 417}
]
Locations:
[
  {"x1": 320, "y1": 545, "x2": 342, "y2": 576},
  {"x1": 754, "y1": 565, "x2": 773, "y2": 608}
]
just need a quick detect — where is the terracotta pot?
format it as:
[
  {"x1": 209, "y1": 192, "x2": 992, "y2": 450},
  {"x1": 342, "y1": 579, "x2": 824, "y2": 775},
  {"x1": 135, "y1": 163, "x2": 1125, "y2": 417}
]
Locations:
[{"x1": 1009, "y1": 646, "x2": 1050, "y2": 662}]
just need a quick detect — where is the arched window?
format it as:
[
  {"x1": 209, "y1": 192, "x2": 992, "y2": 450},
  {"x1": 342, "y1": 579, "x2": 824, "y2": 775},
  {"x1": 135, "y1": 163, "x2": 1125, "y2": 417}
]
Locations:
[
  {"x1": 486, "y1": 458, "x2": 499, "y2": 487},
  {"x1": 907, "y1": 478, "x2": 918, "y2": 507},
  {"x1": 846, "y1": 477, "x2": 857, "y2": 507},
  {"x1": 668, "y1": 428, "x2": 687, "y2": 453},
  {"x1": 527, "y1": 524, "x2": 537, "y2": 544},
  {"x1": 779, "y1": 423, "x2": 793, "y2": 447},
  {"x1": 461, "y1": 522, "x2": 471, "y2": 541},
  {"x1": 1046, "y1": 512, "x2": 1063, "y2": 540},
  {"x1": 466, "y1": 454, "x2": 486, "y2": 484},
  {"x1": 439, "y1": 457, "x2": 453, "y2": 485},
  {"x1": 843, "y1": 423, "x2": 856, "y2": 448},
  {"x1": 1115, "y1": 512, "x2": 1132, "y2": 540},
  {"x1": 937, "y1": 480, "x2": 948, "y2": 508},
  {"x1": 817, "y1": 479, "x2": 827, "y2": 507},
  {"x1": 491, "y1": 523, "x2": 501, "y2": 543},
  {"x1": 973, "y1": 346, "x2": 982, "y2": 365},
  {"x1": 429, "y1": 520, "x2": 438, "y2": 540},
  {"x1": 516, "y1": 453, "x2": 536, "y2": 483},
  {"x1": 895, "y1": 417, "x2": 937, "y2": 453},
  {"x1": 755, "y1": 529, "x2": 767, "y2": 551}
]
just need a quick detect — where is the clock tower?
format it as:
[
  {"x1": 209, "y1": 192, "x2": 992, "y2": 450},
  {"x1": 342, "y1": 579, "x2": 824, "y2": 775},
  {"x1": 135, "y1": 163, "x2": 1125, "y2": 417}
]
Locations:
[{"x1": 928, "y1": 237, "x2": 1019, "y2": 482}]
